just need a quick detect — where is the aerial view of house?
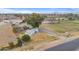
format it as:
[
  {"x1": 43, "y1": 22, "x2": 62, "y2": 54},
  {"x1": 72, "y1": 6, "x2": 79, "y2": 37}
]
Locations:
[{"x1": 0, "y1": 8, "x2": 79, "y2": 51}]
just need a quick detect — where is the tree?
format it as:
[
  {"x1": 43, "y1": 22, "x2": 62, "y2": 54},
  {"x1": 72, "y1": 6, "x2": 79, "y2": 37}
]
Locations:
[
  {"x1": 68, "y1": 17, "x2": 75, "y2": 21},
  {"x1": 21, "y1": 34, "x2": 31, "y2": 42},
  {"x1": 57, "y1": 18, "x2": 61, "y2": 23},
  {"x1": 26, "y1": 13, "x2": 45, "y2": 28}
]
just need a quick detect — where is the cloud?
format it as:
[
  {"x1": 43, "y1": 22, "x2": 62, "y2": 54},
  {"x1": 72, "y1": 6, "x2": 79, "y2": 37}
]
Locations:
[
  {"x1": 0, "y1": 8, "x2": 33, "y2": 14},
  {"x1": 0, "y1": 8, "x2": 50, "y2": 14},
  {"x1": 0, "y1": 8, "x2": 79, "y2": 14}
]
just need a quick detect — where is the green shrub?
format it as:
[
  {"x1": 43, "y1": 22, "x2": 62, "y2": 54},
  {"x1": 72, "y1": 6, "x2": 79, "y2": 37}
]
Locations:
[
  {"x1": 0, "y1": 47, "x2": 5, "y2": 51},
  {"x1": 12, "y1": 27, "x2": 19, "y2": 33},
  {"x1": 21, "y1": 34, "x2": 31, "y2": 42},
  {"x1": 12, "y1": 25, "x2": 21, "y2": 33},
  {"x1": 16, "y1": 39, "x2": 22, "y2": 47},
  {"x1": 8, "y1": 42, "x2": 14, "y2": 49}
]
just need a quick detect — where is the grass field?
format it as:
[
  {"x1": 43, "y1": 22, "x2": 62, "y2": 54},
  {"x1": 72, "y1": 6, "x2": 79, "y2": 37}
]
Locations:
[{"x1": 40, "y1": 20, "x2": 79, "y2": 33}]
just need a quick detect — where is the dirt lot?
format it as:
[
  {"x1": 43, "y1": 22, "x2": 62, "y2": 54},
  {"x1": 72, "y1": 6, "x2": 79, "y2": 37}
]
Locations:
[
  {"x1": 10, "y1": 32, "x2": 57, "y2": 51},
  {"x1": 0, "y1": 22, "x2": 16, "y2": 47}
]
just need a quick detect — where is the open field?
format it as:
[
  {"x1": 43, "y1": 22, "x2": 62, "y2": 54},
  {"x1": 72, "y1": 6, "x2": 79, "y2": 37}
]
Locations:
[{"x1": 40, "y1": 20, "x2": 79, "y2": 33}]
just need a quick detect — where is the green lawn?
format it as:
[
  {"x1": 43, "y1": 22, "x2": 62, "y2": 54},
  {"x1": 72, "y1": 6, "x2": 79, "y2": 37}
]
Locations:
[{"x1": 41, "y1": 20, "x2": 79, "y2": 33}]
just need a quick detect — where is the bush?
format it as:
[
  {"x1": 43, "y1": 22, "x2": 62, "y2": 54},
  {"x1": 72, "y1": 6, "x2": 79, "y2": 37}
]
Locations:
[
  {"x1": 12, "y1": 25, "x2": 21, "y2": 33},
  {"x1": 8, "y1": 42, "x2": 14, "y2": 49},
  {"x1": 0, "y1": 47, "x2": 5, "y2": 51},
  {"x1": 12, "y1": 27, "x2": 19, "y2": 33},
  {"x1": 16, "y1": 39, "x2": 22, "y2": 47},
  {"x1": 21, "y1": 34, "x2": 31, "y2": 42}
]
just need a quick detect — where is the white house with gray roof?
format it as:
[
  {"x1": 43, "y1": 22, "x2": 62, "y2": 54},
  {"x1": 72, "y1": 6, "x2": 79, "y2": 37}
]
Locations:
[{"x1": 25, "y1": 28, "x2": 39, "y2": 36}]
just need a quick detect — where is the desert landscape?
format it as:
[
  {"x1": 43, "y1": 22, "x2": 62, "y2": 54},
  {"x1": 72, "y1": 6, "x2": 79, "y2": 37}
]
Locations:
[{"x1": 0, "y1": 8, "x2": 79, "y2": 51}]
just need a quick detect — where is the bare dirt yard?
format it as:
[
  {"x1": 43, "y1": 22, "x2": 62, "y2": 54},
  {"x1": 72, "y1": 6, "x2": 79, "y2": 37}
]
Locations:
[
  {"x1": 10, "y1": 32, "x2": 58, "y2": 51},
  {"x1": 0, "y1": 22, "x2": 16, "y2": 47}
]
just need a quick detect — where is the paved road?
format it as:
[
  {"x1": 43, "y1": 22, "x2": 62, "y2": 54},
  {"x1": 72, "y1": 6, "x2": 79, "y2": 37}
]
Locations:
[{"x1": 45, "y1": 38, "x2": 79, "y2": 51}]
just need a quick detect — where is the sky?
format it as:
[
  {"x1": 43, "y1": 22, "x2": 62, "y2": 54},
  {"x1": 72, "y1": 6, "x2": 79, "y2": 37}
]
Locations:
[{"x1": 0, "y1": 8, "x2": 79, "y2": 14}]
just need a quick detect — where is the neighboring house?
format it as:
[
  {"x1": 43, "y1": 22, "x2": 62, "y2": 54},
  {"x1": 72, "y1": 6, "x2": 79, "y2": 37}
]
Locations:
[
  {"x1": 19, "y1": 23, "x2": 33, "y2": 29},
  {"x1": 3, "y1": 19, "x2": 23, "y2": 25},
  {"x1": 14, "y1": 23, "x2": 33, "y2": 31},
  {"x1": 25, "y1": 28, "x2": 39, "y2": 36},
  {"x1": 9, "y1": 20, "x2": 23, "y2": 24},
  {"x1": 0, "y1": 14, "x2": 21, "y2": 20},
  {"x1": 42, "y1": 18, "x2": 59, "y2": 24}
]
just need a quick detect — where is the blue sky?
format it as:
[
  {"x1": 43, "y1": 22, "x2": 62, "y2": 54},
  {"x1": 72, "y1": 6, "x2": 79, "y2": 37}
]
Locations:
[{"x1": 0, "y1": 8, "x2": 79, "y2": 14}]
